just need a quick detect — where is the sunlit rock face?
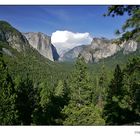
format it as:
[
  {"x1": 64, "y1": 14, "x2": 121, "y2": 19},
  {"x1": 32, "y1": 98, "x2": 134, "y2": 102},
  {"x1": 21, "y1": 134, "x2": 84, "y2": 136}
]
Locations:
[
  {"x1": 0, "y1": 21, "x2": 29, "y2": 52},
  {"x1": 80, "y1": 38, "x2": 121, "y2": 63},
  {"x1": 23, "y1": 32, "x2": 59, "y2": 61},
  {"x1": 59, "y1": 37, "x2": 139, "y2": 63},
  {"x1": 123, "y1": 40, "x2": 138, "y2": 54}
]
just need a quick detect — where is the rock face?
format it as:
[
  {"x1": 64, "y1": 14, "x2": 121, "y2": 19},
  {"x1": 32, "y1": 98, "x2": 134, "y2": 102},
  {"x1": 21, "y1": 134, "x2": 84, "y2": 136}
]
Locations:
[
  {"x1": 123, "y1": 40, "x2": 138, "y2": 54},
  {"x1": 60, "y1": 37, "x2": 139, "y2": 63},
  {"x1": 59, "y1": 45, "x2": 87, "y2": 62},
  {"x1": 23, "y1": 32, "x2": 59, "y2": 61},
  {"x1": 81, "y1": 38, "x2": 122, "y2": 63},
  {"x1": 2, "y1": 48, "x2": 13, "y2": 56},
  {"x1": 0, "y1": 21, "x2": 30, "y2": 52}
]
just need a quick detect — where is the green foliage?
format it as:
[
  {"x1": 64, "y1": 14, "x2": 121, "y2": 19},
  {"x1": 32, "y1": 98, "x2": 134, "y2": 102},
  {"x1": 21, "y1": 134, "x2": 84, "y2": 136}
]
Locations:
[
  {"x1": 104, "y1": 57, "x2": 140, "y2": 125},
  {"x1": 15, "y1": 75, "x2": 41, "y2": 125},
  {"x1": 96, "y1": 64, "x2": 108, "y2": 108},
  {"x1": 104, "y1": 6, "x2": 140, "y2": 17},
  {"x1": 123, "y1": 57, "x2": 140, "y2": 121},
  {"x1": 105, "y1": 6, "x2": 140, "y2": 43},
  {"x1": 55, "y1": 80, "x2": 64, "y2": 96},
  {"x1": 62, "y1": 103, "x2": 105, "y2": 125},
  {"x1": 62, "y1": 56, "x2": 105, "y2": 125},
  {"x1": 0, "y1": 21, "x2": 17, "y2": 34},
  {"x1": 39, "y1": 80, "x2": 70, "y2": 125},
  {"x1": 1, "y1": 43, "x2": 140, "y2": 125},
  {"x1": 0, "y1": 57, "x2": 18, "y2": 125},
  {"x1": 70, "y1": 55, "x2": 93, "y2": 105},
  {"x1": 103, "y1": 64, "x2": 126, "y2": 125}
]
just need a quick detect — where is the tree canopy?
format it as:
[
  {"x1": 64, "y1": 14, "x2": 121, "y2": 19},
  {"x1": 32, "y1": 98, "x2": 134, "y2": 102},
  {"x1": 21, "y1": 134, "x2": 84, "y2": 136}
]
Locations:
[{"x1": 104, "y1": 5, "x2": 140, "y2": 43}]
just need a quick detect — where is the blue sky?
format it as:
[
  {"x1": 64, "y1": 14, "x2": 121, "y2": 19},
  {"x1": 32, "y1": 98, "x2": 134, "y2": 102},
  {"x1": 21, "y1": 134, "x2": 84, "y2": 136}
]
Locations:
[{"x1": 0, "y1": 5, "x2": 128, "y2": 39}]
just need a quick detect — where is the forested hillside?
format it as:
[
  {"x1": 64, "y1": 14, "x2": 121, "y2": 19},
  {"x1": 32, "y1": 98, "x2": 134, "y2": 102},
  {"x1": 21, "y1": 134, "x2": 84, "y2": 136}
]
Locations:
[{"x1": 0, "y1": 46, "x2": 140, "y2": 125}]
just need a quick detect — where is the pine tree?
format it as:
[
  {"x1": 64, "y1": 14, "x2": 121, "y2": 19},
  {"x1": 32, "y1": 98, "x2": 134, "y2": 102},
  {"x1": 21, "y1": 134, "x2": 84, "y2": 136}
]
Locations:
[
  {"x1": 39, "y1": 80, "x2": 70, "y2": 125},
  {"x1": 103, "y1": 64, "x2": 125, "y2": 125},
  {"x1": 54, "y1": 80, "x2": 70, "y2": 107},
  {"x1": 0, "y1": 57, "x2": 18, "y2": 125},
  {"x1": 31, "y1": 83, "x2": 42, "y2": 125},
  {"x1": 62, "y1": 56, "x2": 105, "y2": 125},
  {"x1": 104, "y1": 58, "x2": 140, "y2": 125},
  {"x1": 97, "y1": 63, "x2": 108, "y2": 108},
  {"x1": 55, "y1": 80, "x2": 64, "y2": 97},
  {"x1": 15, "y1": 75, "x2": 40, "y2": 125},
  {"x1": 62, "y1": 104, "x2": 105, "y2": 125},
  {"x1": 53, "y1": 80, "x2": 70, "y2": 124},
  {"x1": 38, "y1": 81, "x2": 52, "y2": 125},
  {"x1": 70, "y1": 54, "x2": 93, "y2": 106},
  {"x1": 122, "y1": 57, "x2": 140, "y2": 124}
]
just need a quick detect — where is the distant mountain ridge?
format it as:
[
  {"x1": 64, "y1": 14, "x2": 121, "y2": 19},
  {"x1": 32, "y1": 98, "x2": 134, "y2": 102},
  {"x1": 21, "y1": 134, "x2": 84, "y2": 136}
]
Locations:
[
  {"x1": 60, "y1": 37, "x2": 140, "y2": 63},
  {"x1": 0, "y1": 20, "x2": 139, "y2": 64},
  {"x1": 0, "y1": 21, "x2": 59, "y2": 62},
  {"x1": 59, "y1": 45, "x2": 87, "y2": 62}
]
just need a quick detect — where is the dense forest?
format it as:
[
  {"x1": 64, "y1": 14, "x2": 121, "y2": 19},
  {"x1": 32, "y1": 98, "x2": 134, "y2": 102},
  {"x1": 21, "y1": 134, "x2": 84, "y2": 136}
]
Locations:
[
  {"x1": 0, "y1": 5, "x2": 140, "y2": 125},
  {"x1": 0, "y1": 50, "x2": 140, "y2": 125}
]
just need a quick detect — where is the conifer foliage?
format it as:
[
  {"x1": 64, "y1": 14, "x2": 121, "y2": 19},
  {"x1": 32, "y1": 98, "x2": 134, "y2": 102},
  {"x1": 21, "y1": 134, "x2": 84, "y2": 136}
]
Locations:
[
  {"x1": 70, "y1": 54, "x2": 93, "y2": 106},
  {"x1": 0, "y1": 48, "x2": 140, "y2": 125},
  {"x1": 0, "y1": 57, "x2": 18, "y2": 125}
]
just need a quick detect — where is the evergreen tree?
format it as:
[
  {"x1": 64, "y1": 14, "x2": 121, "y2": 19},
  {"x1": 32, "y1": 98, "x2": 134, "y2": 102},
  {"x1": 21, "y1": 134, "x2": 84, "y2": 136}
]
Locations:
[
  {"x1": 97, "y1": 63, "x2": 108, "y2": 108},
  {"x1": 31, "y1": 83, "x2": 42, "y2": 125},
  {"x1": 103, "y1": 64, "x2": 125, "y2": 125},
  {"x1": 62, "y1": 104, "x2": 105, "y2": 125},
  {"x1": 55, "y1": 80, "x2": 70, "y2": 107},
  {"x1": 53, "y1": 80, "x2": 70, "y2": 124},
  {"x1": 55, "y1": 80, "x2": 64, "y2": 97},
  {"x1": 122, "y1": 57, "x2": 140, "y2": 123},
  {"x1": 104, "y1": 57, "x2": 140, "y2": 125},
  {"x1": 62, "y1": 56, "x2": 105, "y2": 125},
  {"x1": 70, "y1": 54, "x2": 93, "y2": 106},
  {"x1": 0, "y1": 57, "x2": 18, "y2": 125},
  {"x1": 15, "y1": 75, "x2": 40, "y2": 125},
  {"x1": 39, "y1": 80, "x2": 70, "y2": 125},
  {"x1": 39, "y1": 81, "x2": 52, "y2": 125}
]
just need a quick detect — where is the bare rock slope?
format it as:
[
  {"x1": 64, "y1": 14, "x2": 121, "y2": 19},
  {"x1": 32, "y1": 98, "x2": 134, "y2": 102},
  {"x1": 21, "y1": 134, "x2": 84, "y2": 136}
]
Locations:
[{"x1": 23, "y1": 32, "x2": 59, "y2": 61}]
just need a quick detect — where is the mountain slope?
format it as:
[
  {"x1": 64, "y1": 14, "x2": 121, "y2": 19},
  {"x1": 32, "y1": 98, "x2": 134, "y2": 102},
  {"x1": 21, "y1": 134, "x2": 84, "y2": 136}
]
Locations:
[
  {"x1": 0, "y1": 21, "x2": 30, "y2": 53},
  {"x1": 0, "y1": 21, "x2": 66, "y2": 85},
  {"x1": 59, "y1": 45, "x2": 87, "y2": 62}
]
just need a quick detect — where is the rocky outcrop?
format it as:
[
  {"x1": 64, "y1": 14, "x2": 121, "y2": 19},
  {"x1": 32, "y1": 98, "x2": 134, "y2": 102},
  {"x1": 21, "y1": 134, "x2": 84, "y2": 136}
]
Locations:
[
  {"x1": 60, "y1": 37, "x2": 139, "y2": 63},
  {"x1": 51, "y1": 44, "x2": 59, "y2": 61},
  {"x1": 0, "y1": 21, "x2": 30, "y2": 52},
  {"x1": 2, "y1": 48, "x2": 13, "y2": 56},
  {"x1": 23, "y1": 32, "x2": 59, "y2": 61},
  {"x1": 80, "y1": 38, "x2": 122, "y2": 63},
  {"x1": 123, "y1": 40, "x2": 138, "y2": 54}
]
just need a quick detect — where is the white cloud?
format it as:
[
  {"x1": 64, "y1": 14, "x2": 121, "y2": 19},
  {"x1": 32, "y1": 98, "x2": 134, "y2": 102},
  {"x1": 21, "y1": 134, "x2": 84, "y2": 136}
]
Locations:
[{"x1": 51, "y1": 30, "x2": 92, "y2": 55}]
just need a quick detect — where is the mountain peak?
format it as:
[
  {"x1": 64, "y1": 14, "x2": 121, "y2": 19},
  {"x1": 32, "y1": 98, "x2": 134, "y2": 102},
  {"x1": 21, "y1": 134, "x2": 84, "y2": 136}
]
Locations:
[
  {"x1": 0, "y1": 20, "x2": 12, "y2": 27},
  {"x1": 0, "y1": 20, "x2": 30, "y2": 52}
]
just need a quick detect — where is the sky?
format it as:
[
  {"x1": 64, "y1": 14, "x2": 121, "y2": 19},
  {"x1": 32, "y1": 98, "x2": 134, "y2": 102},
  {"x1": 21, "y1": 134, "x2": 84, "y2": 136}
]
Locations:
[{"x1": 0, "y1": 5, "x2": 129, "y2": 53}]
